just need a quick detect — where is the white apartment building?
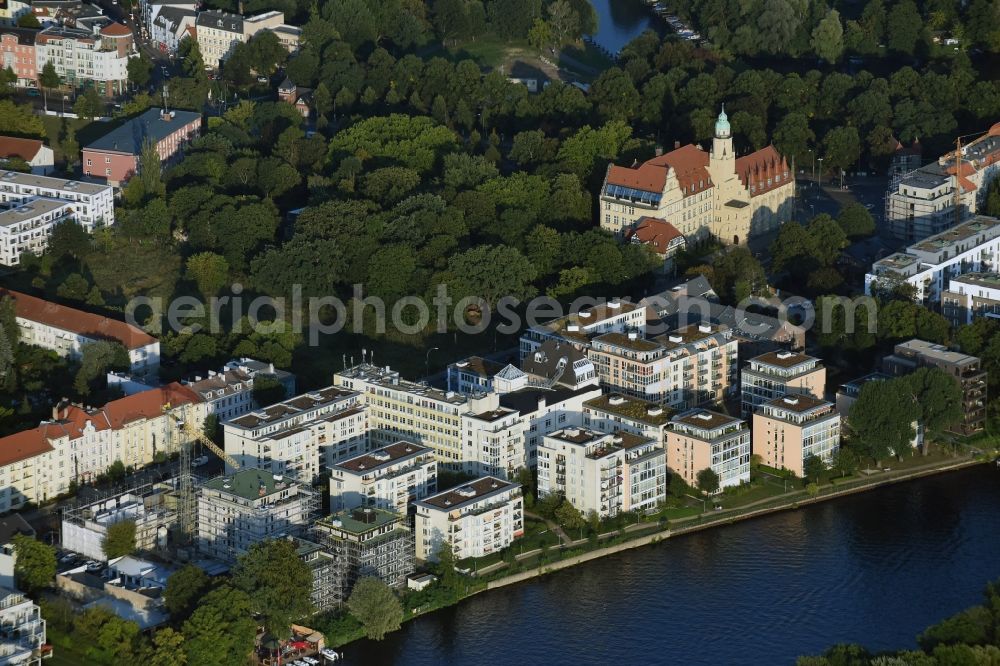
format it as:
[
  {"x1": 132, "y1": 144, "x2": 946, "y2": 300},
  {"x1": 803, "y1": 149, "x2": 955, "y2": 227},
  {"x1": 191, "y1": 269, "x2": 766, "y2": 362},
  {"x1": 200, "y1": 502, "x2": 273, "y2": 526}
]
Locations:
[
  {"x1": 0, "y1": 198, "x2": 74, "y2": 266},
  {"x1": 0, "y1": 586, "x2": 48, "y2": 664},
  {"x1": 941, "y1": 272, "x2": 1000, "y2": 325},
  {"x1": 223, "y1": 385, "x2": 367, "y2": 482},
  {"x1": 196, "y1": 468, "x2": 315, "y2": 563},
  {"x1": 582, "y1": 392, "x2": 671, "y2": 447},
  {"x1": 414, "y1": 477, "x2": 523, "y2": 562},
  {"x1": 196, "y1": 10, "x2": 286, "y2": 68},
  {"x1": 499, "y1": 384, "x2": 601, "y2": 468},
  {"x1": 519, "y1": 300, "x2": 646, "y2": 360},
  {"x1": 142, "y1": 0, "x2": 198, "y2": 31},
  {"x1": 0, "y1": 383, "x2": 205, "y2": 512},
  {"x1": 35, "y1": 24, "x2": 136, "y2": 96},
  {"x1": 2, "y1": 288, "x2": 160, "y2": 377},
  {"x1": 461, "y1": 406, "x2": 526, "y2": 480},
  {"x1": 886, "y1": 123, "x2": 1000, "y2": 243},
  {"x1": 537, "y1": 427, "x2": 666, "y2": 518},
  {"x1": 866, "y1": 216, "x2": 1000, "y2": 304},
  {"x1": 150, "y1": 6, "x2": 196, "y2": 55},
  {"x1": 61, "y1": 483, "x2": 177, "y2": 561},
  {"x1": 740, "y1": 350, "x2": 826, "y2": 417},
  {"x1": 334, "y1": 363, "x2": 504, "y2": 470},
  {"x1": 666, "y1": 409, "x2": 750, "y2": 490},
  {"x1": 186, "y1": 358, "x2": 295, "y2": 422},
  {"x1": 329, "y1": 441, "x2": 437, "y2": 514},
  {"x1": 752, "y1": 394, "x2": 841, "y2": 477},
  {"x1": 587, "y1": 323, "x2": 739, "y2": 408}
]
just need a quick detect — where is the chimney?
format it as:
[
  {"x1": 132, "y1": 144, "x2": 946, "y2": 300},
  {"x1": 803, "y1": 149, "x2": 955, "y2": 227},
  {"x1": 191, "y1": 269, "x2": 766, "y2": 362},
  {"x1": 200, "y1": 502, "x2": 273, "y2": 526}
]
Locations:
[
  {"x1": 674, "y1": 140, "x2": 681, "y2": 149},
  {"x1": 654, "y1": 146, "x2": 664, "y2": 157},
  {"x1": 537, "y1": 395, "x2": 546, "y2": 410}
]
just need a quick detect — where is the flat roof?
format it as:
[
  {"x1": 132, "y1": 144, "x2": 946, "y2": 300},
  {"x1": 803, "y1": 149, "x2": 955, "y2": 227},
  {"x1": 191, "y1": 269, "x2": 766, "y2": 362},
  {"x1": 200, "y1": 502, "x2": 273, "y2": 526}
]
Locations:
[
  {"x1": 0, "y1": 197, "x2": 70, "y2": 227},
  {"x1": 750, "y1": 350, "x2": 819, "y2": 369},
  {"x1": 672, "y1": 409, "x2": 742, "y2": 430},
  {"x1": 317, "y1": 507, "x2": 402, "y2": 534},
  {"x1": 228, "y1": 386, "x2": 356, "y2": 429},
  {"x1": 593, "y1": 332, "x2": 662, "y2": 352},
  {"x1": 499, "y1": 384, "x2": 600, "y2": 416},
  {"x1": 949, "y1": 272, "x2": 1000, "y2": 288},
  {"x1": 418, "y1": 476, "x2": 516, "y2": 511},
  {"x1": 334, "y1": 441, "x2": 429, "y2": 474},
  {"x1": 201, "y1": 468, "x2": 298, "y2": 502},
  {"x1": 0, "y1": 169, "x2": 109, "y2": 195},
  {"x1": 763, "y1": 393, "x2": 830, "y2": 413},
  {"x1": 652, "y1": 323, "x2": 723, "y2": 349},
  {"x1": 911, "y1": 216, "x2": 1000, "y2": 254},
  {"x1": 583, "y1": 393, "x2": 671, "y2": 426},
  {"x1": 893, "y1": 339, "x2": 980, "y2": 366}
]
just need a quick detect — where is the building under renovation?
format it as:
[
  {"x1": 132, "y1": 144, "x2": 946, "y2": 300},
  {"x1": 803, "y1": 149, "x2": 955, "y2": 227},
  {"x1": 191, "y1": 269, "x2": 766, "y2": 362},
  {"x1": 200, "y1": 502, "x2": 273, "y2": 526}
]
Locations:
[
  {"x1": 61, "y1": 483, "x2": 180, "y2": 561},
  {"x1": 312, "y1": 508, "x2": 414, "y2": 605},
  {"x1": 196, "y1": 468, "x2": 318, "y2": 563}
]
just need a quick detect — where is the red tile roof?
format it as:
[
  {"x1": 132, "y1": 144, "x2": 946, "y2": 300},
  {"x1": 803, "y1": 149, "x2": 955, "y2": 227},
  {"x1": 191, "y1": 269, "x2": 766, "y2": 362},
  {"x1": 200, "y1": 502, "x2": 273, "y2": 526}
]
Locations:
[
  {"x1": 606, "y1": 144, "x2": 712, "y2": 197},
  {"x1": 625, "y1": 217, "x2": 685, "y2": 255},
  {"x1": 735, "y1": 146, "x2": 791, "y2": 197},
  {"x1": 99, "y1": 22, "x2": 132, "y2": 37},
  {"x1": 0, "y1": 136, "x2": 44, "y2": 161},
  {"x1": 0, "y1": 382, "x2": 203, "y2": 467},
  {"x1": 0, "y1": 289, "x2": 157, "y2": 350}
]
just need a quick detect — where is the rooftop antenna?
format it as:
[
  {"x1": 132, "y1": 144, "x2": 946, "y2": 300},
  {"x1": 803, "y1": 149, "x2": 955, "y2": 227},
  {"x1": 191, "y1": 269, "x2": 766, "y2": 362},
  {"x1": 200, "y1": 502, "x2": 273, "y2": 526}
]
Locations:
[{"x1": 342, "y1": 354, "x2": 346, "y2": 370}]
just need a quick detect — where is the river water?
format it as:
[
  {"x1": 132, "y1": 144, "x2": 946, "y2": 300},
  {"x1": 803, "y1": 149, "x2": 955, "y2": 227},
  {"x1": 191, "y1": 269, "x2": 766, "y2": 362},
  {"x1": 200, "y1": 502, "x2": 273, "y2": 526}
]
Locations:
[
  {"x1": 344, "y1": 465, "x2": 1000, "y2": 665},
  {"x1": 586, "y1": 0, "x2": 658, "y2": 55}
]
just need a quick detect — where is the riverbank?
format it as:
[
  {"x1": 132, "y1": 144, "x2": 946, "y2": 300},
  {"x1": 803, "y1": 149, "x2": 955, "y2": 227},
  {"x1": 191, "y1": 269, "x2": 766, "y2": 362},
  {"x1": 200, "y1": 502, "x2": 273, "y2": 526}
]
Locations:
[{"x1": 335, "y1": 450, "x2": 996, "y2": 648}]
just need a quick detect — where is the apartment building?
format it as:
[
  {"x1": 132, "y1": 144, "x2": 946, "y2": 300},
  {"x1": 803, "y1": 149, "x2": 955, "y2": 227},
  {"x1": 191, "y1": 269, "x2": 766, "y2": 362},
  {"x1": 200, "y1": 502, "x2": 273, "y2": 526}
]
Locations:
[
  {"x1": 223, "y1": 385, "x2": 367, "y2": 482},
  {"x1": 0, "y1": 28, "x2": 36, "y2": 87},
  {"x1": 885, "y1": 123, "x2": 1000, "y2": 243},
  {"x1": 666, "y1": 409, "x2": 750, "y2": 490},
  {"x1": 0, "y1": 586, "x2": 48, "y2": 665},
  {"x1": 142, "y1": 0, "x2": 198, "y2": 32},
  {"x1": 588, "y1": 323, "x2": 739, "y2": 408},
  {"x1": 0, "y1": 198, "x2": 75, "y2": 266},
  {"x1": 865, "y1": 216, "x2": 1000, "y2": 304},
  {"x1": 940, "y1": 272, "x2": 1000, "y2": 326},
  {"x1": 446, "y1": 356, "x2": 528, "y2": 395},
  {"x1": 334, "y1": 363, "x2": 508, "y2": 471},
  {"x1": 0, "y1": 383, "x2": 204, "y2": 512},
  {"x1": 600, "y1": 108, "x2": 794, "y2": 244},
  {"x1": 196, "y1": 468, "x2": 316, "y2": 563},
  {"x1": 1, "y1": 288, "x2": 160, "y2": 377},
  {"x1": 150, "y1": 6, "x2": 196, "y2": 55},
  {"x1": 537, "y1": 427, "x2": 666, "y2": 518},
  {"x1": 752, "y1": 395, "x2": 841, "y2": 477},
  {"x1": 0, "y1": 168, "x2": 114, "y2": 232},
  {"x1": 519, "y1": 299, "x2": 646, "y2": 360},
  {"x1": 83, "y1": 108, "x2": 202, "y2": 185},
  {"x1": 461, "y1": 406, "x2": 526, "y2": 479},
  {"x1": 312, "y1": 508, "x2": 415, "y2": 602},
  {"x1": 196, "y1": 9, "x2": 285, "y2": 67},
  {"x1": 882, "y1": 339, "x2": 987, "y2": 435},
  {"x1": 329, "y1": 442, "x2": 437, "y2": 514},
  {"x1": 0, "y1": 0, "x2": 31, "y2": 27},
  {"x1": 286, "y1": 536, "x2": 339, "y2": 612},
  {"x1": 582, "y1": 392, "x2": 671, "y2": 447},
  {"x1": 414, "y1": 477, "x2": 523, "y2": 562},
  {"x1": 35, "y1": 23, "x2": 136, "y2": 96},
  {"x1": 61, "y1": 483, "x2": 178, "y2": 561},
  {"x1": 740, "y1": 350, "x2": 826, "y2": 417},
  {"x1": 499, "y1": 384, "x2": 601, "y2": 468},
  {"x1": 520, "y1": 339, "x2": 598, "y2": 389},
  {"x1": 187, "y1": 358, "x2": 295, "y2": 422}
]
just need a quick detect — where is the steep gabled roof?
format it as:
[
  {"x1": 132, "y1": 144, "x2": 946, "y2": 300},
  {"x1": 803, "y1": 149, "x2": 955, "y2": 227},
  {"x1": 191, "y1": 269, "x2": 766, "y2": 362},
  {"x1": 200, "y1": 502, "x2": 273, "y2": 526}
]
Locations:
[
  {"x1": 625, "y1": 216, "x2": 684, "y2": 254},
  {"x1": 605, "y1": 144, "x2": 712, "y2": 197},
  {"x1": 735, "y1": 145, "x2": 791, "y2": 197}
]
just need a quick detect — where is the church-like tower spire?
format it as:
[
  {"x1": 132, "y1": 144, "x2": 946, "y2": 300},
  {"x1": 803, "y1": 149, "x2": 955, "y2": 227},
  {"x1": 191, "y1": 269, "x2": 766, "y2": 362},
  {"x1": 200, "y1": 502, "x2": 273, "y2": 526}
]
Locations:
[{"x1": 712, "y1": 105, "x2": 733, "y2": 162}]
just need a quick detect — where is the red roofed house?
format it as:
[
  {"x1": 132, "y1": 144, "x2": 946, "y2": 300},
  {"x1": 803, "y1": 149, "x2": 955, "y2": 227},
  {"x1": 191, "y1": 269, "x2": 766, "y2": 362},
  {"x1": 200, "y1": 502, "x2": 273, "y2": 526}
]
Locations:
[
  {"x1": 0, "y1": 288, "x2": 160, "y2": 378},
  {"x1": 625, "y1": 216, "x2": 686, "y2": 272},
  {"x1": 0, "y1": 383, "x2": 205, "y2": 510},
  {"x1": 600, "y1": 107, "x2": 795, "y2": 245},
  {"x1": 0, "y1": 136, "x2": 54, "y2": 174}
]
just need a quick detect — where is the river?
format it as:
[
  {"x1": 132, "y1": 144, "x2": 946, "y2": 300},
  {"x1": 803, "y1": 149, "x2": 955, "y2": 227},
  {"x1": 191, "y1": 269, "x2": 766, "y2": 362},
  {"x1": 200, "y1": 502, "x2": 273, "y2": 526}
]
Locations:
[
  {"x1": 586, "y1": 0, "x2": 659, "y2": 55},
  {"x1": 343, "y1": 465, "x2": 1000, "y2": 665}
]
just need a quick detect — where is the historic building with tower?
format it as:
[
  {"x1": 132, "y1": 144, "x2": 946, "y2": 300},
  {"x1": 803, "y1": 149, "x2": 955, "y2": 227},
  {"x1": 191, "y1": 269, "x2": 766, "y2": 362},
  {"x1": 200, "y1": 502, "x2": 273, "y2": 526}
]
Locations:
[{"x1": 599, "y1": 108, "x2": 796, "y2": 245}]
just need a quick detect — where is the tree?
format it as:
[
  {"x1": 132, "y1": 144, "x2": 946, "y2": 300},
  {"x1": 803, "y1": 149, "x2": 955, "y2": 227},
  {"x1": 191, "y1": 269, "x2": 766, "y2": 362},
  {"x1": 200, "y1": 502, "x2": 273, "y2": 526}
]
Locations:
[
  {"x1": 164, "y1": 564, "x2": 210, "y2": 619},
  {"x1": 11, "y1": 535, "x2": 56, "y2": 594},
  {"x1": 127, "y1": 54, "x2": 153, "y2": 90},
  {"x1": 696, "y1": 467, "x2": 720, "y2": 494},
  {"x1": 434, "y1": 540, "x2": 461, "y2": 594},
  {"x1": 441, "y1": 245, "x2": 537, "y2": 307},
  {"x1": 73, "y1": 340, "x2": 129, "y2": 396},
  {"x1": 182, "y1": 585, "x2": 256, "y2": 666},
  {"x1": 887, "y1": 0, "x2": 922, "y2": 54},
  {"x1": 811, "y1": 9, "x2": 844, "y2": 63},
  {"x1": 232, "y1": 539, "x2": 312, "y2": 636},
  {"x1": 590, "y1": 68, "x2": 639, "y2": 121},
  {"x1": 247, "y1": 30, "x2": 286, "y2": 76},
  {"x1": 830, "y1": 446, "x2": 859, "y2": 478},
  {"x1": 73, "y1": 88, "x2": 103, "y2": 120},
  {"x1": 554, "y1": 499, "x2": 585, "y2": 534},
  {"x1": 823, "y1": 126, "x2": 860, "y2": 174},
  {"x1": 770, "y1": 222, "x2": 814, "y2": 273},
  {"x1": 803, "y1": 455, "x2": 827, "y2": 483},
  {"x1": 837, "y1": 203, "x2": 875, "y2": 238},
  {"x1": 547, "y1": 0, "x2": 581, "y2": 48},
  {"x1": 848, "y1": 377, "x2": 919, "y2": 465},
  {"x1": 16, "y1": 13, "x2": 40, "y2": 28},
  {"x1": 38, "y1": 61, "x2": 61, "y2": 112},
  {"x1": 186, "y1": 252, "x2": 230, "y2": 299},
  {"x1": 102, "y1": 520, "x2": 136, "y2": 559},
  {"x1": 528, "y1": 18, "x2": 553, "y2": 52},
  {"x1": 144, "y1": 627, "x2": 187, "y2": 666},
  {"x1": 905, "y1": 367, "x2": 962, "y2": 438},
  {"x1": 807, "y1": 214, "x2": 848, "y2": 266},
  {"x1": 347, "y1": 577, "x2": 403, "y2": 641},
  {"x1": 252, "y1": 375, "x2": 286, "y2": 407},
  {"x1": 140, "y1": 137, "x2": 165, "y2": 198}
]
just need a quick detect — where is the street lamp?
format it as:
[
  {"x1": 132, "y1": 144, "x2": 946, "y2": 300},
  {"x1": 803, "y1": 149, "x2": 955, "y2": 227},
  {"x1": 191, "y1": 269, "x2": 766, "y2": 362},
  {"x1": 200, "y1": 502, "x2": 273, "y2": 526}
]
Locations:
[
  {"x1": 808, "y1": 149, "x2": 815, "y2": 183},
  {"x1": 817, "y1": 157, "x2": 824, "y2": 189},
  {"x1": 425, "y1": 346, "x2": 439, "y2": 380}
]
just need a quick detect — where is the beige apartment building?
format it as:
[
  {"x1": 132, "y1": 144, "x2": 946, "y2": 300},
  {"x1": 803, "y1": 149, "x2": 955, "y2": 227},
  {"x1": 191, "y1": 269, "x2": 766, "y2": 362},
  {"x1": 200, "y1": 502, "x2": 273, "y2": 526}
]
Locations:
[
  {"x1": 587, "y1": 323, "x2": 739, "y2": 408},
  {"x1": 666, "y1": 409, "x2": 750, "y2": 490},
  {"x1": 600, "y1": 108, "x2": 795, "y2": 244},
  {"x1": 414, "y1": 477, "x2": 523, "y2": 562},
  {"x1": 537, "y1": 427, "x2": 666, "y2": 518},
  {"x1": 329, "y1": 441, "x2": 437, "y2": 515},
  {"x1": 740, "y1": 350, "x2": 826, "y2": 417},
  {"x1": 752, "y1": 395, "x2": 841, "y2": 477}
]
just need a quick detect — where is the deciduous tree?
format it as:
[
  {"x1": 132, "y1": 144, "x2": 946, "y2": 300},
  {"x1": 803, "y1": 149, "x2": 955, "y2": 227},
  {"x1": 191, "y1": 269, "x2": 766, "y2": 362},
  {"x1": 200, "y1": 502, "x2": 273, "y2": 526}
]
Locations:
[{"x1": 347, "y1": 577, "x2": 403, "y2": 641}]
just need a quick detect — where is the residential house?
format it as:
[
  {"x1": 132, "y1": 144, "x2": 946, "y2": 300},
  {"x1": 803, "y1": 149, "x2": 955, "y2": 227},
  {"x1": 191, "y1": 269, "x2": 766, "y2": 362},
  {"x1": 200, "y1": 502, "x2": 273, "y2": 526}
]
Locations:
[
  {"x1": 329, "y1": 441, "x2": 437, "y2": 515},
  {"x1": 665, "y1": 409, "x2": 750, "y2": 490},
  {"x1": 0, "y1": 137, "x2": 53, "y2": 174},
  {"x1": 752, "y1": 394, "x2": 841, "y2": 477}
]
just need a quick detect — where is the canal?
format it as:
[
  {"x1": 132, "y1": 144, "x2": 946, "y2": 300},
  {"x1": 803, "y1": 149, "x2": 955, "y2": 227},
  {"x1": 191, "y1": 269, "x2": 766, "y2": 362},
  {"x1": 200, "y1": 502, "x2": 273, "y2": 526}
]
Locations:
[{"x1": 344, "y1": 464, "x2": 1000, "y2": 665}]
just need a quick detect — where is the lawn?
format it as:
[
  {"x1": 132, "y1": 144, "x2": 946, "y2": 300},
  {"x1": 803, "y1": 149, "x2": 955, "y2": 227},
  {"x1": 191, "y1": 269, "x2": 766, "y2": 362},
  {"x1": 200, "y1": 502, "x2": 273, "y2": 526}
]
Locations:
[{"x1": 40, "y1": 115, "x2": 121, "y2": 163}]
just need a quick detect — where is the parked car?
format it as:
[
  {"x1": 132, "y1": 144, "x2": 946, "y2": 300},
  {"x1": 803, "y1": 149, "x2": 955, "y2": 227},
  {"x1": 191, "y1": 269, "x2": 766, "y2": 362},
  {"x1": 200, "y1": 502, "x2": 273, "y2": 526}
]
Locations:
[
  {"x1": 256, "y1": 75, "x2": 268, "y2": 83},
  {"x1": 25, "y1": 88, "x2": 39, "y2": 97}
]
